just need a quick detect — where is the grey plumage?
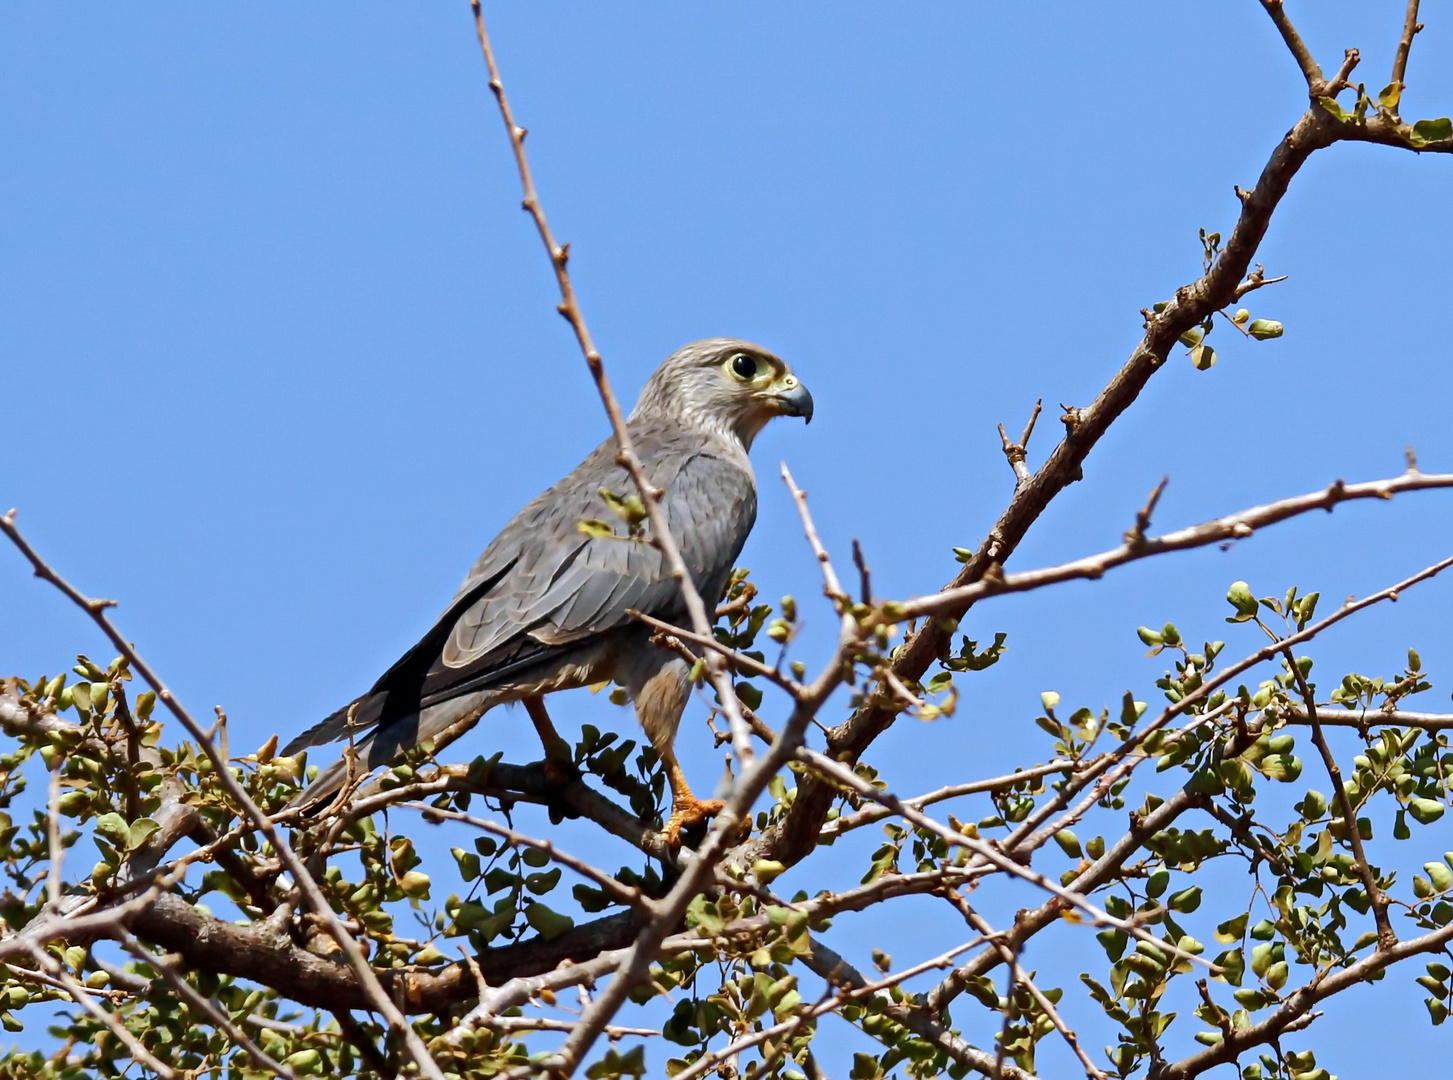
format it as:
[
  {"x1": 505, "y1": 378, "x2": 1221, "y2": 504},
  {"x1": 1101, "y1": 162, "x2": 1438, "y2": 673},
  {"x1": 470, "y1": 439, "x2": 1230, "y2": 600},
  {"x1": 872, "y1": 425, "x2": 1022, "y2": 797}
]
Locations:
[{"x1": 284, "y1": 338, "x2": 811, "y2": 828}]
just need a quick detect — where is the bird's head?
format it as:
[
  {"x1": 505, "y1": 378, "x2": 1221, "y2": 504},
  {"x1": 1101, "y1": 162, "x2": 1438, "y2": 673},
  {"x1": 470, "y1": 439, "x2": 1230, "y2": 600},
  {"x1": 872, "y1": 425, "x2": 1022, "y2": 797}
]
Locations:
[{"x1": 631, "y1": 338, "x2": 813, "y2": 450}]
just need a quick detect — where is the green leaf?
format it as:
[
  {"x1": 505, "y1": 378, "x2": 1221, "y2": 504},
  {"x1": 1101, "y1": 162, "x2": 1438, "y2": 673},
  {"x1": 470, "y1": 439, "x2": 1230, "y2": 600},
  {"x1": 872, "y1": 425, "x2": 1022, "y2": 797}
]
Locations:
[
  {"x1": 399, "y1": 871, "x2": 431, "y2": 899},
  {"x1": 1426, "y1": 861, "x2": 1453, "y2": 892},
  {"x1": 1378, "y1": 81, "x2": 1403, "y2": 109},
  {"x1": 451, "y1": 847, "x2": 481, "y2": 882},
  {"x1": 752, "y1": 859, "x2": 786, "y2": 883},
  {"x1": 1409, "y1": 798, "x2": 1446, "y2": 825},
  {"x1": 94, "y1": 813, "x2": 129, "y2": 849},
  {"x1": 1226, "y1": 580, "x2": 1258, "y2": 619},
  {"x1": 1214, "y1": 912, "x2": 1248, "y2": 944},
  {"x1": 1413, "y1": 117, "x2": 1453, "y2": 142},
  {"x1": 576, "y1": 519, "x2": 617, "y2": 539},
  {"x1": 735, "y1": 681, "x2": 763, "y2": 711},
  {"x1": 573, "y1": 884, "x2": 614, "y2": 913},
  {"x1": 126, "y1": 818, "x2": 160, "y2": 852},
  {"x1": 1250, "y1": 942, "x2": 1276, "y2": 978},
  {"x1": 1246, "y1": 319, "x2": 1283, "y2": 340},
  {"x1": 1265, "y1": 960, "x2": 1288, "y2": 990},
  {"x1": 1146, "y1": 868, "x2": 1170, "y2": 899},
  {"x1": 1168, "y1": 886, "x2": 1203, "y2": 913},
  {"x1": 1053, "y1": 829, "x2": 1082, "y2": 858},
  {"x1": 1190, "y1": 344, "x2": 1217, "y2": 370},
  {"x1": 1261, "y1": 754, "x2": 1302, "y2": 783},
  {"x1": 1317, "y1": 96, "x2": 1349, "y2": 121},
  {"x1": 1299, "y1": 790, "x2": 1327, "y2": 820},
  {"x1": 1213, "y1": 947, "x2": 1244, "y2": 986},
  {"x1": 525, "y1": 902, "x2": 574, "y2": 941},
  {"x1": 525, "y1": 868, "x2": 562, "y2": 895},
  {"x1": 1096, "y1": 928, "x2": 1127, "y2": 961}
]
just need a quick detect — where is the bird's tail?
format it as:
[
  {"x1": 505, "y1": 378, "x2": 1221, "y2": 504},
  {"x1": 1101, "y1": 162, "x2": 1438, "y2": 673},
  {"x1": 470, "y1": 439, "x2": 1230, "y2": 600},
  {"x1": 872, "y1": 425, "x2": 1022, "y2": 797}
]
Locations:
[{"x1": 285, "y1": 690, "x2": 497, "y2": 810}]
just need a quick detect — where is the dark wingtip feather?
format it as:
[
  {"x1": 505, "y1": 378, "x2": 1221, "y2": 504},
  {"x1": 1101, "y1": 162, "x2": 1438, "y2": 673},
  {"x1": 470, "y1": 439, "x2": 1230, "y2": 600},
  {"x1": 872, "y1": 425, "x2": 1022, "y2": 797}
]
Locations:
[{"x1": 280, "y1": 701, "x2": 359, "y2": 757}]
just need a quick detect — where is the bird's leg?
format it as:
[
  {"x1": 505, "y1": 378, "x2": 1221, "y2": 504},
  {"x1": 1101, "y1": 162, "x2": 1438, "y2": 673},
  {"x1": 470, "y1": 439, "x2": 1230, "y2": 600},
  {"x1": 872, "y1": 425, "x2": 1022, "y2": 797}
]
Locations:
[
  {"x1": 661, "y1": 749, "x2": 725, "y2": 845},
  {"x1": 523, "y1": 696, "x2": 574, "y2": 786}
]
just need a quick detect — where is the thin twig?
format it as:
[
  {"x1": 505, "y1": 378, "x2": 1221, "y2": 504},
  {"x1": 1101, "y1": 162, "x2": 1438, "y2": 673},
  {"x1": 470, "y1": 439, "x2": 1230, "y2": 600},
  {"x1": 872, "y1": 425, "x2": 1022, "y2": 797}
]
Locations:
[
  {"x1": 44, "y1": 766, "x2": 63, "y2": 910},
  {"x1": 782, "y1": 464, "x2": 850, "y2": 607},
  {"x1": 821, "y1": 759, "x2": 1077, "y2": 838},
  {"x1": 118, "y1": 933, "x2": 298, "y2": 1080},
  {"x1": 1258, "y1": 0, "x2": 1326, "y2": 93},
  {"x1": 1391, "y1": 0, "x2": 1422, "y2": 106},
  {"x1": 852, "y1": 538, "x2": 873, "y2": 606},
  {"x1": 943, "y1": 893, "x2": 1106, "y2": 1080},
  {"x1": 466, "y1": 0, "x2": 755, "y2": 772},
  {"x1": 1281, "y1": 647, "x2": 1395, "y2": 948},
  {"x1": 795, "y1": 747, "x2": 1211, "y2": 969},
  {"x1": 29, "y1": 944, "x2": 177, "y2": 1080},
  {"x1": 887, "y1": 470, "x2": 1453, "y2": 623},
  {"x1": 998, "y1": 399, "x2": 1042, "y2": 486},
  {"x1": 631, "y1": 609, "x2": 802, "y2": 696},
  {"x1": 1125, "y1": 475, "x2": 1169, "y2": 547},
  {"x1": 671, "y1": 938, "x2": 988, "y2": 1080}
]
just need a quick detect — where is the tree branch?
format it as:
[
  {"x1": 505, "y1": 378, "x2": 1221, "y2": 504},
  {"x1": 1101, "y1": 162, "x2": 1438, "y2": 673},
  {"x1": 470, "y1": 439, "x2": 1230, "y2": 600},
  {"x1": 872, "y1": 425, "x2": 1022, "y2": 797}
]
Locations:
[
  {"x1": 0, "y1": 511, "x2": 447, "y2": 1080},
  {"x1": 888, "y1": 469, "x2": 1453, "y2": 622},
  {"x1": 1282, "y1": 647, "x2": 1395, "y2": 948},
  {"x1": 466, "y1": 0, "x2": 755, "y2": 773}
]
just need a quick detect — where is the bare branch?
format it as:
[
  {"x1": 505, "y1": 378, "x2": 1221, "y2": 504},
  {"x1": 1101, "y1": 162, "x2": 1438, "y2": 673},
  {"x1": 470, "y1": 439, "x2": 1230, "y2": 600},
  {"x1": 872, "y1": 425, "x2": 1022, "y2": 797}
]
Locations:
[
  {"x1": 466, "y1": 0, "x2": 754, "y2": 772},
  {"x1": 794, "y1": 747, "x2": 1211, "y2": 970},
  {"x1": 998, "y1": 399, "x2": 1042, "y2": 487},
  {"x1": 1391, "y1": 0, "x2": 1423, "y2": 109},
  {"x1": 801, "y1": 938, "x2": 1040, "y2": 1080},
  {"x1": 630, "y1": 608, "x2": 803, "y2": 697},
  {"x1": 1258, "y1": 0, "x2": 1358, "y2": 97},
  {"x1": 889, "y1": 470, "x2": 1453, "y2": 623},
  {"x1": 1284, "y1": 704, "x2": 1453, "y2": 731},
  {"x1": 820, "y1": 759, "x2": 1076, "y2": 839},
  {"x1": 1124, "y1": 474, "x2": 1169, "y2": 547},
  {"x1": 671, "y1": 937, "x2": 987, "y2": 1080},
  {"x1": 852, "y1": 538, "x2": 873, "y2": 606},
  {"x1": 782, "y1": 463, "x2": 850, "y2": 608}
]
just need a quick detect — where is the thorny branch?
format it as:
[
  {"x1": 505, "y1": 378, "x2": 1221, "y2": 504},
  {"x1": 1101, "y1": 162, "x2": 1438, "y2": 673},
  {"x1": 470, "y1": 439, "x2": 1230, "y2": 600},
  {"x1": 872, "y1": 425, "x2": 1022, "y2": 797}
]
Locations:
[{"x1": 467, "y1": 0, "x2": 755, "y2": 772}]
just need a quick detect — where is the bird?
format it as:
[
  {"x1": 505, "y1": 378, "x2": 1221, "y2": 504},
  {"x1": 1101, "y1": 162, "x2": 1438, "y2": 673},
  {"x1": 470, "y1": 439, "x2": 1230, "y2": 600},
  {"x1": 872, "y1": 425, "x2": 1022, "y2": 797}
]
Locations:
[{"x1": 282, "y1": 338, "x2": 812, "y2": 840}]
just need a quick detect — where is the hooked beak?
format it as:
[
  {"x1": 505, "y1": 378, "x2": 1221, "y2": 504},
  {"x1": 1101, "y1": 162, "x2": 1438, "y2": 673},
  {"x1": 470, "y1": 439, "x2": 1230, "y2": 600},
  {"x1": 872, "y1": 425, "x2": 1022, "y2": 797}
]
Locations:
[{"x1": 768, "y1": 377, "x2": 814, "y2": 424}]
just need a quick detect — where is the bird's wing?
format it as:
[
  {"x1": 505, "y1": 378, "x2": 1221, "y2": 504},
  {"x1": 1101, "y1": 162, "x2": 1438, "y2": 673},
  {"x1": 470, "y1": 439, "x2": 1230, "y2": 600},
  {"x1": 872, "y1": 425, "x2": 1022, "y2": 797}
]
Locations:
[
  {"x1": 433, "y1": 429, "x2": 757, "y2": 692},
  {"x1": 282, "y1": 429, "x2": 756, "y2": 754}
]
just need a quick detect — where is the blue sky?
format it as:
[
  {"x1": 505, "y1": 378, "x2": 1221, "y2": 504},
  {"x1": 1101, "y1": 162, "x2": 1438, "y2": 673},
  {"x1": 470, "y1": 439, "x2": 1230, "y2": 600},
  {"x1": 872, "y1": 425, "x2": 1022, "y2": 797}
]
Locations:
[{"x1": 4, "y1": 3, "x2": 1453, "y2": 1075}]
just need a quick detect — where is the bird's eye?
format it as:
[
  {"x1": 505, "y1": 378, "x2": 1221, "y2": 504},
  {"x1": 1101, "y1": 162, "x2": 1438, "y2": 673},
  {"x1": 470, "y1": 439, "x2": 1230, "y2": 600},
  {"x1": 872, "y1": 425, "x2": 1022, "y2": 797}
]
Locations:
[{"x1": 729, "y1": 353, "x2": 759, "y2": 381}]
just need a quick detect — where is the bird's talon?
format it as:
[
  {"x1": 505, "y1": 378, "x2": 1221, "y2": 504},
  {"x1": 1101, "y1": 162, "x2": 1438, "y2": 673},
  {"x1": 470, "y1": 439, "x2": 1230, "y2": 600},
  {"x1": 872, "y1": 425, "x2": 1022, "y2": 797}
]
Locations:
[{"x1": 661, "y1": 798, "x2": 726, "y2": 845}]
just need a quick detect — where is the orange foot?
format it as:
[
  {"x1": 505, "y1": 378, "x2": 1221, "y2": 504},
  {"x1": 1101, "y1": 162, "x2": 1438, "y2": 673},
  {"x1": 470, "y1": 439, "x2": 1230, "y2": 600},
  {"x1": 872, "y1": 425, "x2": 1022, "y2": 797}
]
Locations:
[{"x1": 662, "y1": 797, "x2": 726, "y2": 845}]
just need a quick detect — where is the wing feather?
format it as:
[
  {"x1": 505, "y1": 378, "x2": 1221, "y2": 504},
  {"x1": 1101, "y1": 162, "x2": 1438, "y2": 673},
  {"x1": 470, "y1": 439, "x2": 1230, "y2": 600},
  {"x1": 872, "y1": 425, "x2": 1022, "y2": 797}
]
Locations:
[{"x1": 293, "y1": 427, "x2": 758, "y2": 749}]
